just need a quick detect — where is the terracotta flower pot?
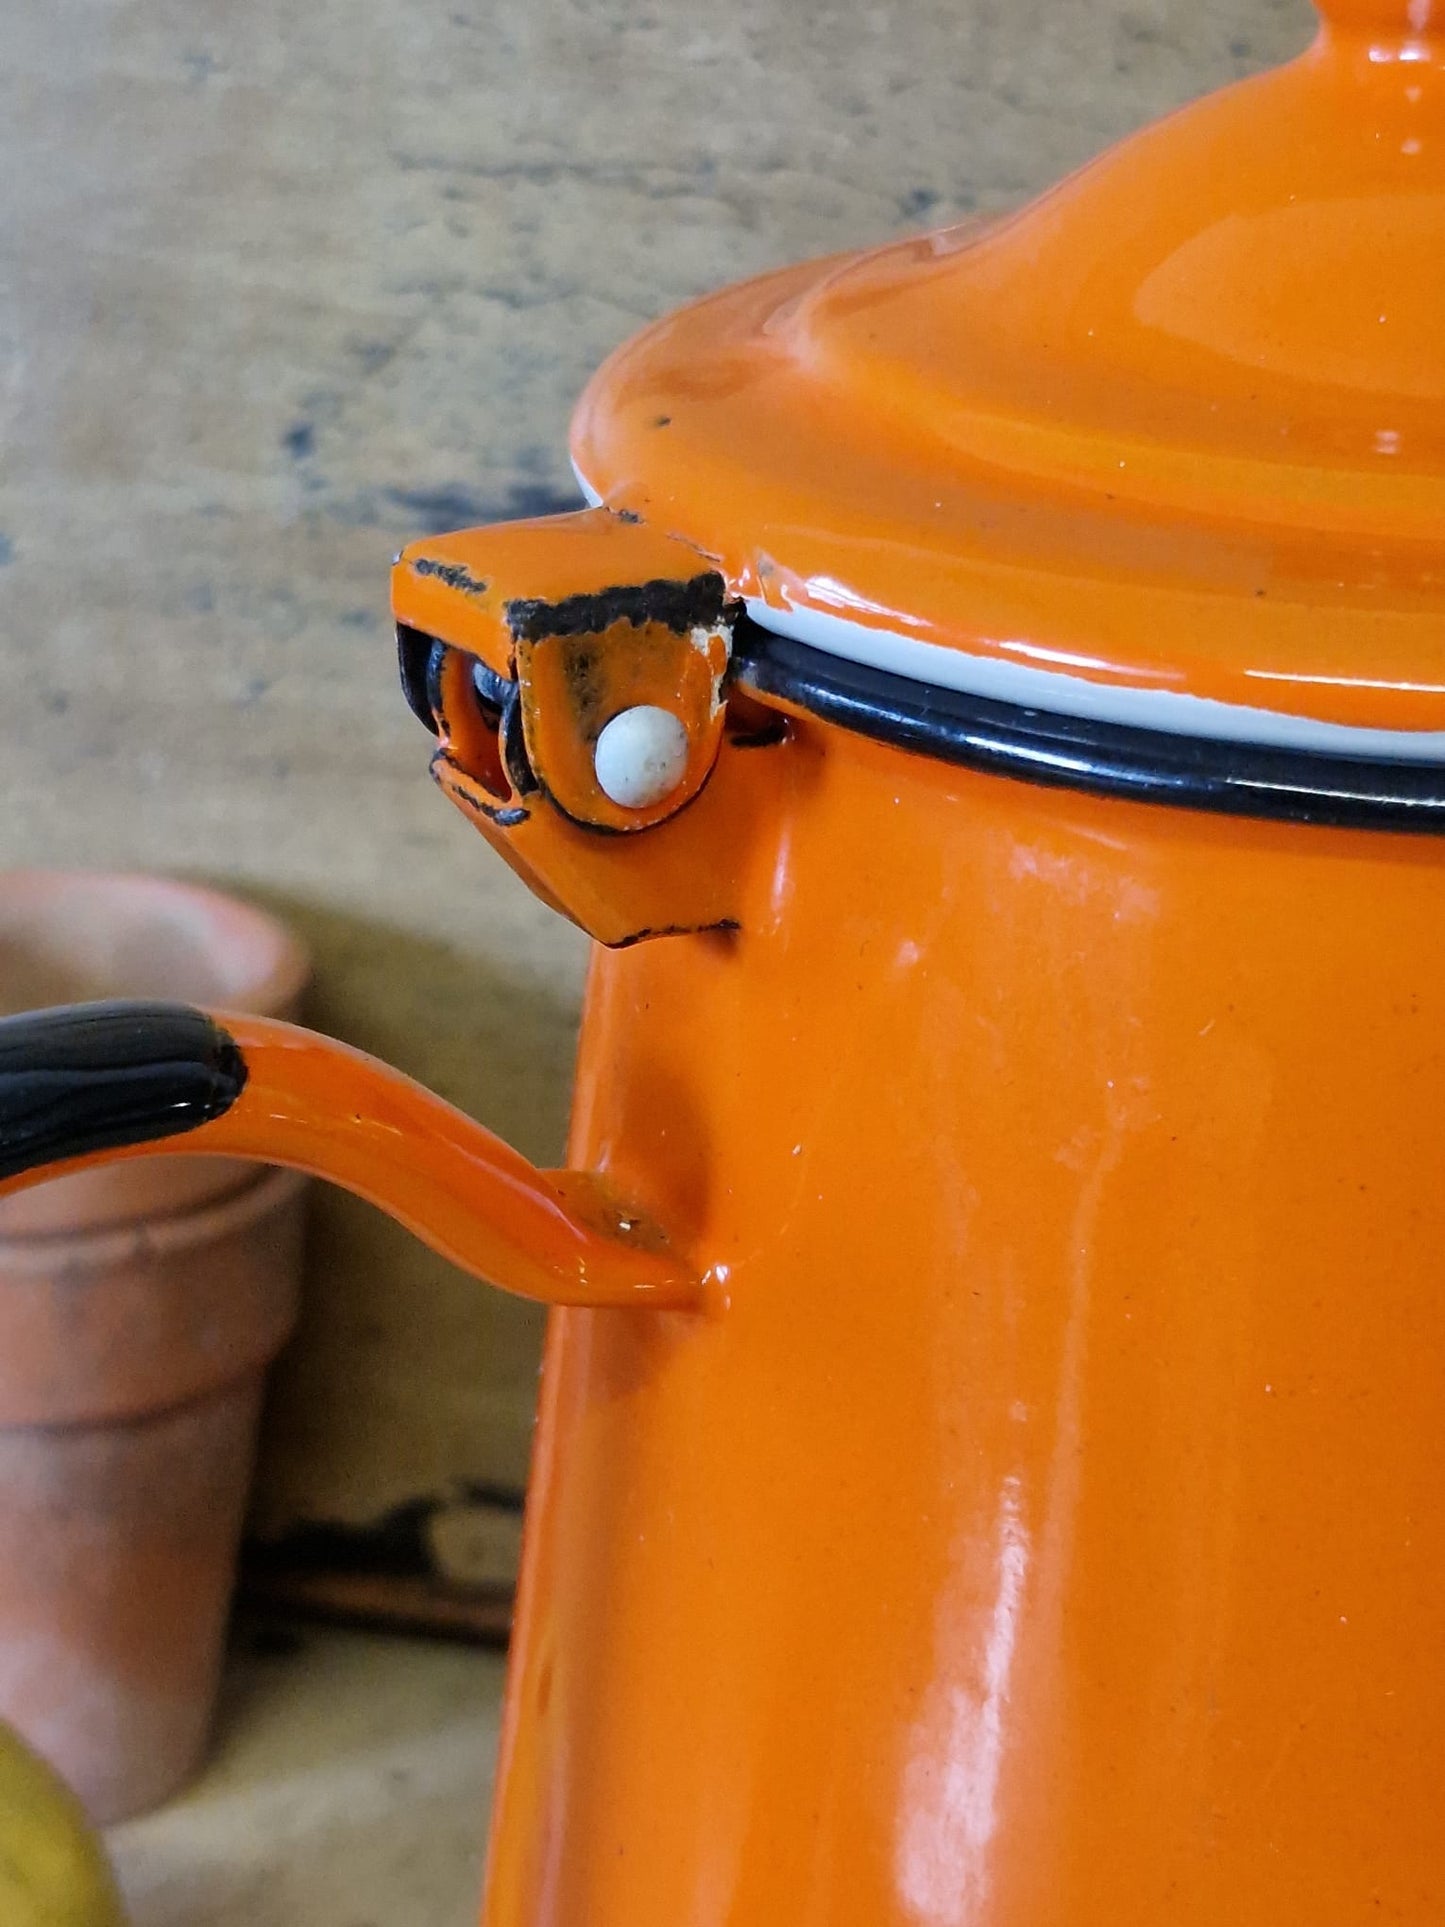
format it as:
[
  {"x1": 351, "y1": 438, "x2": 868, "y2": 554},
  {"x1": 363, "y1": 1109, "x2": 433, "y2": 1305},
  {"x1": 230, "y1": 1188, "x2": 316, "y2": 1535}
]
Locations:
[
  {"x1": 0, "y1": 874, "x2": 311, "y2": 1823},
  {"x1": 0, "y1": 871, "x2": 308, "y2": 1236}
]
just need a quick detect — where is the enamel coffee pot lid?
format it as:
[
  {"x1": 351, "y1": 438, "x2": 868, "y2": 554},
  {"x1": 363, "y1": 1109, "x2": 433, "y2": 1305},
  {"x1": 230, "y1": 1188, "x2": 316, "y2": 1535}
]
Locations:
[{"x1": 572, "y1": 0, "x2": 1445, "y2": 757}]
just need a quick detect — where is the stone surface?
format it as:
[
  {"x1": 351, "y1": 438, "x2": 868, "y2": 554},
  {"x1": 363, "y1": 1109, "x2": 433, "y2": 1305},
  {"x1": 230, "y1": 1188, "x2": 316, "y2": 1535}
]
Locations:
[
  {"x1": 107, "y1": 1621, "x2": 503, "y2": 1926},
  {"x1": 0, "y1": 0, "x2": 1317, "y2": 1538}
]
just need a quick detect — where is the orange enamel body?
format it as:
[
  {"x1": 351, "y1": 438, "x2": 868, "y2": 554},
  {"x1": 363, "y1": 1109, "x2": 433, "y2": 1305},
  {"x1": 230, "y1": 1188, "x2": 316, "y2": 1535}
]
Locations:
[
  {"x1": 476, "y1": 713, "x2": 1445, "y2": 1923},
  {"x1": 405, "y1": 5, "x2": 1445, "y2": 1913}
]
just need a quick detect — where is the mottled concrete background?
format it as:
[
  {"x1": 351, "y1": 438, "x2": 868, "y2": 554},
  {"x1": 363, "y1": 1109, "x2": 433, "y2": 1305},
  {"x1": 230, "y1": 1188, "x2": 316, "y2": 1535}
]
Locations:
[{"x1": 0, "y1": 0, "x2": 1314, "y2": 1539}]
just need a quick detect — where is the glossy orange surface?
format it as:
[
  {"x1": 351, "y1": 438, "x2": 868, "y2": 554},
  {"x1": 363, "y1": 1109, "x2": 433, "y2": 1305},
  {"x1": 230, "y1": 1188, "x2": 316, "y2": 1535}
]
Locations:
[
  {"x1": 572, "y1": 0, "x2": 1445, "y2": 734},
  {"x1": 483, "y1": 704, "x2": 1445, "y2": 1923},
  {"x1": 0, "y1": 1014, "x2": 701, "y2": 1312},
  {"x1": 377, "y1": 10, "x2": 1445, "y2": 1909}
]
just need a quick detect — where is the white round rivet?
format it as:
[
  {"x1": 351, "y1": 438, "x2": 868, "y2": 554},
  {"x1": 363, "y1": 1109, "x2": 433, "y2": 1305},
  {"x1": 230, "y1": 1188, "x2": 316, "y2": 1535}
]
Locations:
[{"x1": 593, "y1": 705, "x2": 690, "y2": 810}]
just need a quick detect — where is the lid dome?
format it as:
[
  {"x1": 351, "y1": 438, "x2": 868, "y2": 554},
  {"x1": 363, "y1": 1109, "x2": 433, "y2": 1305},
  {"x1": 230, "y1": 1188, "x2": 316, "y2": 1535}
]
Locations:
[{"x1": 573, "y1": 0, "x2": 1445, "y2": 750}]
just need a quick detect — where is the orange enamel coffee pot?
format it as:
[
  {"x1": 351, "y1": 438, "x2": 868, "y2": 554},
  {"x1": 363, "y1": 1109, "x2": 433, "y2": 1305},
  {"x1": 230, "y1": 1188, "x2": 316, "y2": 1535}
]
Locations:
[{"x1": 4, "y1": 2, "x2": 1445, "y2": 1917}]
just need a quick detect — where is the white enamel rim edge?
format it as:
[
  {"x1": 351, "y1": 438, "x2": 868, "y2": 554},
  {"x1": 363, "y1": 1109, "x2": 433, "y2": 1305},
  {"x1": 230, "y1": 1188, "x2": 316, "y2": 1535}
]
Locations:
[{"x1": 573, "y1": 468, "x2": 1445, "y2": 766}]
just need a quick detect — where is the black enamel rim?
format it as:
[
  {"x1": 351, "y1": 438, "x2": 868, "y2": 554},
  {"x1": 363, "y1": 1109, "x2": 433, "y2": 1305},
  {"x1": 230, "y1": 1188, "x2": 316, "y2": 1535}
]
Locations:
[{"x1": 731, "y1": 619, "x2": 1445, "y2": 834}]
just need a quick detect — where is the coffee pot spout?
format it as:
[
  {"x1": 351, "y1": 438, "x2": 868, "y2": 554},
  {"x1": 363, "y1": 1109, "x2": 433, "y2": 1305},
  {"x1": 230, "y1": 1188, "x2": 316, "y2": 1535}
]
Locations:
[{"x1": 0, "y1": 1001, "x2": 702, "y2": 1312}]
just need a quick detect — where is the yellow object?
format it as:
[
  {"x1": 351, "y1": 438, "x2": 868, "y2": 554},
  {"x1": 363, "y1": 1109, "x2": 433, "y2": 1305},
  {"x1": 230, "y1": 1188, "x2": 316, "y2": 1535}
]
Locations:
[{"x1": 0, "y1": 1723, "x2": 126, "y2": 1926}]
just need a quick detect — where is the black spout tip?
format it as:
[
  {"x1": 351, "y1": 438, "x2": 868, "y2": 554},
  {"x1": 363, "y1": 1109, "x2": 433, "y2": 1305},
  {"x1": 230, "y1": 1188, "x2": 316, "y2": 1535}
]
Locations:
[{"x1": 0, "y1": 1001, "x2": 247, "y2": 1184}]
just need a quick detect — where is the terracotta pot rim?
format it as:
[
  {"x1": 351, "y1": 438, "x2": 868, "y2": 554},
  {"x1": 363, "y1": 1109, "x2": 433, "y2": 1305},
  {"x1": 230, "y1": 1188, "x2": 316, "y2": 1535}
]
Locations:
[
  {"x1": 0, "y1": 1164, "x2": 308, "y2": 1272},
  {"x1": 0, "y1": 872, "x2": 311, "y2": 1236},
  {"x1": 0, "y1": 868, "x2": 311, "y2": 1016}
]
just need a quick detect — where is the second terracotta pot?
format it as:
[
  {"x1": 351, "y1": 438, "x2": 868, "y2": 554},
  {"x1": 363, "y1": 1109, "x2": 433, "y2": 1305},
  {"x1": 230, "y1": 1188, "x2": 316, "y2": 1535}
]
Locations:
[
  {"x1": 0, "y1": 1168, "x2": 308, "y2": 1823},
  {"x1": 0, "y1": 872, "x2": 312, "y2": 1823}
]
